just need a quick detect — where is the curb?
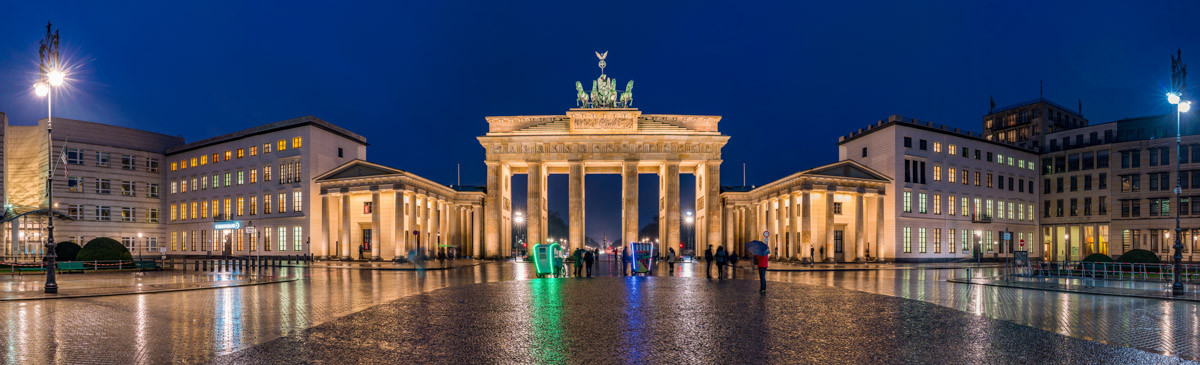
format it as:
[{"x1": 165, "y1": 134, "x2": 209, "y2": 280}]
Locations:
[{"x1": 768, "y1": 264, "x2": 1004, "y2": 272}]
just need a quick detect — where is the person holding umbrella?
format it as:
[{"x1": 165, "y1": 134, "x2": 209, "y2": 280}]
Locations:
[{"x1": 746, "y1": 239, "x2": 770, "y2": 294}]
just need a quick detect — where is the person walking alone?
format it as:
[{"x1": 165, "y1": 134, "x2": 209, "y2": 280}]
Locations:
[
  {"x1": 621, "y1": 247, "x2": 631, "y2": 276},
  {"x1": 755, "y1": 252, "x2": 769, "y2": 294},
  {"x1": 704, "y1": 246, "x2": 714, "y2": 278},
  {"x1": 729, "y1": 251, "x2": 740, "y2": 278},
  {"x1": 667, "y1": 248, "x2": 677, "y2": 275},
  {"x1": 583, "y1": 249, "x2": 595, "y2": 277},
  {"x1": 714, "y1": 246, "x2": 728, "y2": 279}
]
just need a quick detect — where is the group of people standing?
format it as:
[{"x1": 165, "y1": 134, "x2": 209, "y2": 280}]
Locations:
[
  {"x1": 702, "y1": 246, "x2": 770, "y2": 293},
  {"x1": 563, "y1": 247, "x2": 598, "y2": 277}
]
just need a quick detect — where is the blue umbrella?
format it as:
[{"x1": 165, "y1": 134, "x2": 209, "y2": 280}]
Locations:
[{"x1": 746, "y1": 240, "x2": 769, "y2": 256}]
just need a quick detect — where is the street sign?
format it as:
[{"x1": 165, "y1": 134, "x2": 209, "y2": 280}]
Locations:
[
  {"x1": 1003, "y1": 232, "x2": 1012, "y2": 240},
  {"x1": 214, "y1": 221, "x2": 241, "y2": 230},
  {"x1": 763, "y1": 231, "x2": 770, "y2": 238},
  {"x1": 1020, "y1": 239, "x2": 1025, "y2": 247},
  {"x1": 413, "y1": 230, "x2": 420, "y2": 235}
]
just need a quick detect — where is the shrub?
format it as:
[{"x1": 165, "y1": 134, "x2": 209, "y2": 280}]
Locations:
[
  {"x1": 77, "y1": 237, "x2": 133, "y2": 261},
  {"x1": 55, "y1": 241, "x2": 81, "y2": 261},
  {"x1": 1116, "y1": 249, "x2": 1160, "y2": 264},
  {"x1": 1082, "y1": 253, "x2": 1114, "y2": 262}
]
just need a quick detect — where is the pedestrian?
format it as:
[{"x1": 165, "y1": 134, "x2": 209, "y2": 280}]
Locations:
[
  {"x1": 584, "y1": 249, "x2": 595, "y2": 277},
  {"x1": 819, "y1": 247, "x2": 825, "y2": 262},
  {"x1": 714, "y1": 246, "x2": 728, "y2": 279},
  {"x1": 756, "y1": 252, "x2": 769, "y2": 293},
  {"x1": 704, "y1": 246, "x2": 714, "y2": 278},
  {"x1": 729, "y1": 252, "x2": 740, "y2": 277},
  {"x1": 573, "y1": 248, "x2": 584, "y2": 277},
  {"x1": 667, "y1": 248, "x2": 677, "y2": 275}
]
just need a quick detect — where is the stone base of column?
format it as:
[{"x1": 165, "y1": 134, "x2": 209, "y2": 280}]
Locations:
[
  {"x1": 339, "y1": 255, "x2": 351, "y2": 260},
  {"x1": 372, "y1": 255, "x2": 382, "y2": 261},
  {"x1": 854, "y1": 256, "x2": 865, "y2": 263}
]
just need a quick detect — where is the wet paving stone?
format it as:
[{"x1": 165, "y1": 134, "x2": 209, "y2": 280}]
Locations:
[{"x1": 213, "y1": 277, "x2": 1181, "y2": 364}]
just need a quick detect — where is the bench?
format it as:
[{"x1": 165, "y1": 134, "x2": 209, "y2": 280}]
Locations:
[
  {"x1": 57, "y1": 262, "x2": 86, "y2": 273},
  {"x1": 134, "y1": 260, "x2": 162, "y2": 271},
  {"x1": 17, "y1": 266, "x2": 45, "y2": 273}
]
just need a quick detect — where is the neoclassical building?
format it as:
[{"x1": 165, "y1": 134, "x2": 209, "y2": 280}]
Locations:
[
  {"x1": 722, "y1": 161, "x2": 890, "y2": 262},
  {"x1": 314, "y1": 160, "x2": 484, "y2": 260}
]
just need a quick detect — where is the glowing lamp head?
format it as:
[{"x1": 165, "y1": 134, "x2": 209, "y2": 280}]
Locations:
[
  {"x1": 47, "y1": 69, "x2": 66, "y2": 87},
  {"x1": 1180, "y1": 101, "x2": 1192, "y2": 113},
  {"x1": 34, "y1": 82, "x2": 49, "y2": 97}
]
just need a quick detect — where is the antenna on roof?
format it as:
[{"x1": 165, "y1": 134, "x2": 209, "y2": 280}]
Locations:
[
  {"x1": 457, "y1": 163, "x2": 461, "y2": 187},
  {"x1": 742, "y1": 163, "x2": 746, "y2": 186}
]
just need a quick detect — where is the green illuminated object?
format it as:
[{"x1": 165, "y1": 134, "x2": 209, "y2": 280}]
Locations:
[{"x1": 532, "y1": 243, "x2": 561, "y2": 278}]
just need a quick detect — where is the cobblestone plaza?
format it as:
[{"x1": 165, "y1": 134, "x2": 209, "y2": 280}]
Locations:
[{"x1": 0, "y1": 261, "x2": 1196, "y2": 363}]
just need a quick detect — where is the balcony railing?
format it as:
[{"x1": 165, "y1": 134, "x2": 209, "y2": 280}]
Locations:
[{"x1": 971, "y1": 213, "x2": 992, "y2": 223}]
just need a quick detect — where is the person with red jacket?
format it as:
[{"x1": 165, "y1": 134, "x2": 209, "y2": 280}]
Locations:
[{"x1": 755, "y1": 253, "x2": 769, "y2": 293}]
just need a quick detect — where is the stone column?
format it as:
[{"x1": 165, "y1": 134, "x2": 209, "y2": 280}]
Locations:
[
  {"x1": 801, "y1": 191, "x2": 812, "y2": 261},
  {"x1": 664, "y1": 161, "x2": 681, "y2": 257},
  {"x1": 485, "y1": 162, "x2": 502, "y2": 259},
  {"x1": 621, "y1": 160, "x2": 639, "y2": 247},
  {"x1": 430, "y1": 199, "x2": 441, "y2": 254},
  {"x1": 705, "y1": 161, "x2": 722, "y2": 254},
  {"x1": 527, "y1": 161, "x2": 545, "y2": 246},
  {"x1": 824, "y1": 190, "x2": 835, "y2": 262},
  {"x1": 473, "y1": 204, "x2": 483, "y2": 258},
  {"x1": 404, "y1": 192, "x2": 416, "y2": 254},
  {"x1": 321, "y1": 193, "x2": 332, "y2": 258},
  {"x1": 340, "y1": 193, "x2": 351, "y2": 260},
  {"x1": 394, "y1": 191, "x2": 405, "y2": 259},
  {"x1": 791, "y1": 193, "x2": 801, "y2": 260},
  {"x1": 569, "y1": 161, "x2": 585, "y2": 252},
  {"x1": 875, "y1": 194, "x2": 884, "y2": 261},
  {"x1": 767, "y1": 197, "x2": 779, "y2": 257},
  {"x1": 854, "y1": 192, "x2": 865, "y2": 262},
  {"x1": 371, "y1": 190, "x2": 381, "y2": 260},
  {"x1": 724, "y1": 204, "x2": 734, "y2": 251}
]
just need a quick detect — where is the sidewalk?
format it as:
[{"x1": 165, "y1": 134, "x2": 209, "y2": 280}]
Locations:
[
  {"x1": 767, "y1": 261, "x2": 1004, "y2": 272},
  {"x1": 302, "y1": 259, "x2": 488, "y2": 271},
  {"x1": 0, "y1": 269, "x2": 298, "y2": 301},
  {"x1": 950, "y1": 275, "x2": 1200, "y2": 302}
]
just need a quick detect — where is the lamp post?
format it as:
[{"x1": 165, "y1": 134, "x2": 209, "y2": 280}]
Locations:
[
  {"x1": 514, "y1": 211, "x2": 525, "y2": 256},
  {"x1": 35, "y1": 23, "x2": 64, "y2": 294},
  {"x1": 137, "y1": 232, "x2": 143, "y2": 260},
  {"x1": 1170, "y1": 92, "x2": 1191, "y2": 295}
]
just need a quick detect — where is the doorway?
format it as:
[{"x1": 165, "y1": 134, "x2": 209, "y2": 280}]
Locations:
[
  {"x1": 362, "y1": 228, "x2": 373, "y2": 259},
  {"x1": 222, "y1": 230, "x2": 232, "y2": 256},
  {"x1": 833, "y1": 230, "x2": 845, "y2": 262}
]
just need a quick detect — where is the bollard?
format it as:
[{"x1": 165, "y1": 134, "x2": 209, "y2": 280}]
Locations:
[{"x1": 966, "y1": 268, "x2": 972, "y2": 283}]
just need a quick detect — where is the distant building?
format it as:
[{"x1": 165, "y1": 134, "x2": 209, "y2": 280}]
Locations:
[
  {"x1": 163, "y1": 116, "x2": 366, "y2": 257},
  {"x1": 983, "y1": 98, "x2": 1088, "y2": 151},
  {"x1": 838, "y1": 115, "x2": 1041, "y2": 262},
  {"x1": 2, "y1": 116, "x2": 184, "y2": 257}
]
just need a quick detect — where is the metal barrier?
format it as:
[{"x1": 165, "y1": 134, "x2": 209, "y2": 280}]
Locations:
[{"x1": 1018, "y1": 260, "x2": 1197, "y2": 283}]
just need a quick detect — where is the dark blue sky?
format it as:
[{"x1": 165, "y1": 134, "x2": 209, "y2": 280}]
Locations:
[{"x1": 2, "y1": 1, "x2": 1197, "y2": 243}]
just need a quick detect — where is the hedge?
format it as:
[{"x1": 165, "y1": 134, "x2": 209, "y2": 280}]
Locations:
[
  {"x1": 1117, "y1": 249, "x2": 1160, "y2": 264},
  {"x1": 55, "y1": 241, "x2": 82, "y2": 261},
  {"x1": 77, "y1": 237, "x2": 133, "y2": 261}
]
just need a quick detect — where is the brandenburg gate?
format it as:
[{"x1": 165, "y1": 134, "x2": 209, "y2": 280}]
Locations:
[{"x1": 478, "y1": 53, "x2": 729, "y2": 258}]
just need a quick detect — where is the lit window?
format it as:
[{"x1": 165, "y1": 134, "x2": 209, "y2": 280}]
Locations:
[
  {"x1": 190, "y1": 157, "x2": 197, "y2": 167},
  {"x1": 264, "y1": 143, "x2": 272, "y2": 153},
  {"x1": 171, "y1": 162, "x2": 178, "y2": 171},
  {"x1": 250, "y1": 146, "x2": 258, "y2": 156},
  {"x1": 225, "y1": 150, "x2": 232, "y2": 160},
  {"x1": 903, "y1": 227, "x2": 912, "y2": 253},
  {"x1": 293, "y1": 191, "x2": 302, "y2": 212},
  {"x1": 918, "y1": 193, "x2": 927, "y2": 214},
  {"x1": 279, "y1": 193, "x2": 287, "y2": 213},
  {"x1": 237, "y1": 148, "x2": 244, "y2": 159},
  {"x1": 201, "y1": 155, "x2": 208, "y2": 165},
  {"x1": 250, "y1": 169, "x2": 258, "y2": 183},
  {"x1": 212, "y1": 153, "x2": 219, "y2": 163},
  {"x1": 292, "y1": 137, "x2": 302, "y2": 149},
  {"x1": 277, "y1": 140, "x2": 287, "y2": 151},
  {"x1": 294, "y1": 226, "x2": 303, "y2": 251},
  {"x1": 903, "y1": 191, "x2": 912, "y2": 213},
  {"x1": 933, "y1": 165, "x2": 942, "y2": 181},
  {"x1": 279, "y1": 227, "x2": 287, "y2": 251},
  {"x1": 933, "y1": 142, "x2": 942, "y2": 153}
]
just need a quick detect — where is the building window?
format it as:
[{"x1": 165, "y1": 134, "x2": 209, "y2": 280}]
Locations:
[
  {"x1": 933, "y1": 142, "x2": 942, "y2": 153},
  {"x1": 949, "y1": 228, "x2": 956, "y2": 253},
  {"x1": 121, "y1": 155, "x2": 136, "y2": 170},
  {"x1": 95, "y1": 152, "x2": 110, "y2": 167},
  {"x1": 933, "y1": 228, "x2": 941, "y2": 253},
  {"x1": 933, "y1": 165, "x2": 942, "y2": 181},
  {"x1": 293, "y1": 226, "x2": 303, "y2": 251},
  {"x1": 293, "y1": 191, "x2": 303, "y2": 212},
  {"x1": 264, "y1": 194, "x2": 272, "y2": 214},
  {"x1": 212, "y1": 173, "x2": 221, "y2": 188},
  {"x1": 121, "y1": 181, "x2": 135, "y2": 196},
  {"x1": 919, "y1": 139, "x2": 927, "y2": 150},
  {"x1": 933, "y1": 194, "x2": 941, "y2": 215},
  {"x1": 68, "y1": 205, "x2": 83, "y2": 220},
  {"x1": 903, "y1": 137, "x2": 912, "y2": 148},
  {"x1": 264, "y1": 165, "x2": 272, "y2": 181},
  {"x1": 201, "y1": 201, "x2": 209, "y2": 218},
  {"x1": 67, "y1": 148, "x2": 84, "y2": 165},
  {"x1": 948, "y1": 195, "x2": 955, "y2": 215},
  {"x1": 250, "y1": 169, "x2": 258, "y2": 184},
  {"x1": 278, "y1": 227, "x2": 287, "y2": 251},
  {"x1": 148, "y1": 208, "x2": 159, "y2": 223},
  {"x1": 237, "y1": 170, "x2": 245, "y2": 185},
  {"x1": 121, "y1": 207, "x2": 136, "y2": 222},
  {"x1": 237, "y1": 197, "x2": 245, "y2": 216},
  {"x1": 264, "y1": 142, "x2": 272, "y2": 153},
  {"x1": 95, "y1": 206, "x2": 111, "y2": 221},
  {"x1": 277, "y1": 140, "x2": 287, "y2": 151},
  {"x1": 961, "y1": 197, "x2": 968, "y2": 216},
  {"x1": 250, "y1": 146, "x2": 258, "y2": 156},
  {"x1": 918, "y1": 193, "x2": 927, "y2": 214},
  {"x1": 948, "y1": 168, "x2": 956, "y2": 183},
  {"x1": 145, "y1": 158, "x2": 159, "y2": 173},
  {"x1": 147, "y1": 183, "x2": 160, "y2": 198},
  {"x1": 224, "y1": 172, "x2": 232, "y2": 187},
  {"x1": 903, "y1": 192, "x2": 912, "y2": 213},
  {"x1": 279, "y1": 193, "x2": 287, "y2": 213},
  {"x1": 918, "y1": 228, "x2": 927, "y2": 253},
  {"x1": 96, "y1": 179, "x2": 112, "y2": 194},
  {"x1": 860, "y1": 147, "x2": 867, "y2": 158},
  {"x1": 190, "y1": 157, "x2": 197, "y2": 168},
  {"x1": 961, "y1": 229, "x2": 970, "y2": 252},
  {"x1": 67, "y1": 176, "x2": 83, "y2": 192},
  {"x1": 364, "y1": 202, "x2": 374, "y2": 214},
  {"x1": 181, "y1": 180, "x2": 188, "y2": 193},
  {"x1": 237, "y1": 148, "x2": 245, "y2": 159},
  {"x1": 903, "y1": 227, "x2": 912, "y2": 253},
  {"x1": 974, "y1": 171, "x2": 980, "y2": 186},
  {"x1": 292, "y1": 137, "x2": 302, "y2": 149},
  {"x1": 250, "y1": 196, "x2": 257, "y2": 215},
  {"x1": 171, "y1": 162, "x2": 178, "y2": 171},
  {"x1": 225, "y1": 150, "x2": 232, "y2": 161}
]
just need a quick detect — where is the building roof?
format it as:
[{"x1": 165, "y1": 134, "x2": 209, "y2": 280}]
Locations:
[
  {"x1": 985, "y1": 97, "x2": 1083, "y2": 118},
  {"x1": 722, "y1": 160, "x2": 890, "y2": 195},
  {"x1": 837, "y1": 115, "x2": 1037, "y2": 154},
  {"x1": 167, "y1": 115, "x2": 367, "y2": 155}
]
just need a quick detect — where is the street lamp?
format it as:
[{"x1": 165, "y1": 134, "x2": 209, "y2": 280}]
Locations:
[
  {"x1": 137, "y1": 232, "x2": 143, "y2": 260},
  {"x1": 684, "y1": 211, "x2": 694, "y2": 254},
  {"x1": 1170, "y1": 92, "x2": 1191, "y2": 295},
  {"x1": 514, "y1": 211, "x2": 525, "y2": 255},
  {"x1": 35, "y1": 23, "x2": 64, "y2": 294}
]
